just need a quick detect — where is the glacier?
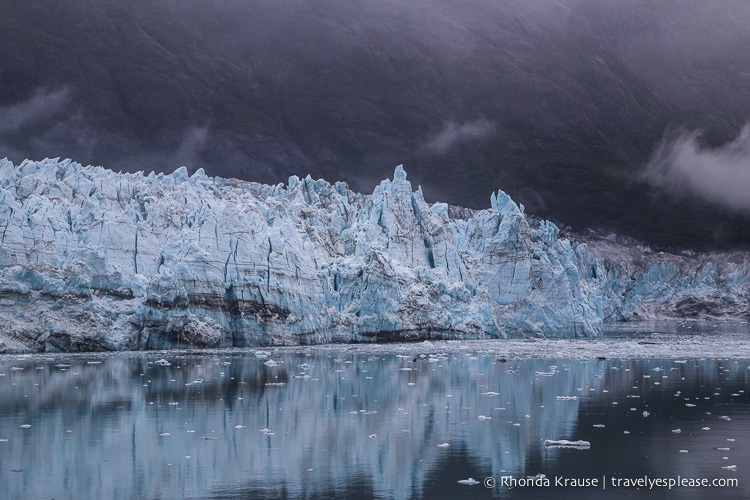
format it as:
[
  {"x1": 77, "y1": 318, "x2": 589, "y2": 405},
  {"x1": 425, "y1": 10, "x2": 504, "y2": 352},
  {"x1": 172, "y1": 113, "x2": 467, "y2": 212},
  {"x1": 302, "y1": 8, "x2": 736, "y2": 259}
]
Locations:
[{"x1": 0, "y1": 158, "x2": 748, "y2": 352}]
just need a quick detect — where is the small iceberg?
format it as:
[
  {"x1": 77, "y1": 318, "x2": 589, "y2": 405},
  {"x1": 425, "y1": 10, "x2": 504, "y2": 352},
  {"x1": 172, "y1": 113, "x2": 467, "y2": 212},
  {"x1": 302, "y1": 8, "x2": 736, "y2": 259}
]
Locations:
[
  {"x1": 544, "y1": 439, "x2": 590, "y2": 449},
  {"x1": 457, "y1": 478, "x2": 480, "y2": 485}
]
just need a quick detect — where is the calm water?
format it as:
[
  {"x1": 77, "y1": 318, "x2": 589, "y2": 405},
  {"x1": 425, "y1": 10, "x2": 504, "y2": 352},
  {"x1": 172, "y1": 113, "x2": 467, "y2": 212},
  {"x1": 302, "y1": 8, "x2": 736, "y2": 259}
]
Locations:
[{"x1": 0, "y1": 347, "x2": 748, "y2": 499}]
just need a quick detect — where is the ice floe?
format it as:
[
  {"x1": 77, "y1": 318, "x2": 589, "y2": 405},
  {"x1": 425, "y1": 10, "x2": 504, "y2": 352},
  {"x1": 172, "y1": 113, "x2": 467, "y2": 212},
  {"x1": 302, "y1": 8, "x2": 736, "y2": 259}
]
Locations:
[{"x1": 544, "y1": 439, "x2": 591, "y2": 449}]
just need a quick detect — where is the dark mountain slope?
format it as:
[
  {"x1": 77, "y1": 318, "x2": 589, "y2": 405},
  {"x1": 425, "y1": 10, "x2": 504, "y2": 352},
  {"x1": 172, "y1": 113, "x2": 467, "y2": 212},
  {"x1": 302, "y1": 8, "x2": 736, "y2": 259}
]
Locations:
[{"x1": 1, "y1": 0, "x2": 749, "y2": 248}]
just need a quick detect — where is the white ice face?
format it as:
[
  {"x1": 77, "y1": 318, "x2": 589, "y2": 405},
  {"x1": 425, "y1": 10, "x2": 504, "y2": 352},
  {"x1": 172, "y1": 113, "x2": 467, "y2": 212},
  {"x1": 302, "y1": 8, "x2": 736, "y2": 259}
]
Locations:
[{"x1": 0, "y1": 158, "x2": 746, "y2": 351}]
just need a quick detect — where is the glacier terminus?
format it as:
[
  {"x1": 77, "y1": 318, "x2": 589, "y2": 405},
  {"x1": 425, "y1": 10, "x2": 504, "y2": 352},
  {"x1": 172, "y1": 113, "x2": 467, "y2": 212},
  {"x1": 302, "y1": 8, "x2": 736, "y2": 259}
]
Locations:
[{"x1": 0, "y1": 159, "x2": 748, "y2": 352}]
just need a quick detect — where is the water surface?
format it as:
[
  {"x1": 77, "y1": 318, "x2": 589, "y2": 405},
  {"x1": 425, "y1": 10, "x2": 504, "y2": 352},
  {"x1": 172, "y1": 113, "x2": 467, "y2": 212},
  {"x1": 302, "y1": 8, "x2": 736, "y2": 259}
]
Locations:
[{"x1": 0, "y1": 344, "x2": 748, "y2": 499}]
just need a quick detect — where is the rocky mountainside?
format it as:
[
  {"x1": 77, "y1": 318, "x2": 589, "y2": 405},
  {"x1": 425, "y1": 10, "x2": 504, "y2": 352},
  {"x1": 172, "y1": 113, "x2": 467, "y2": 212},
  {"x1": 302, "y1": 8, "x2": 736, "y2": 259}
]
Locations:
[{"x1": 0, "y1": 159, "x2": 747, "y2": 352}]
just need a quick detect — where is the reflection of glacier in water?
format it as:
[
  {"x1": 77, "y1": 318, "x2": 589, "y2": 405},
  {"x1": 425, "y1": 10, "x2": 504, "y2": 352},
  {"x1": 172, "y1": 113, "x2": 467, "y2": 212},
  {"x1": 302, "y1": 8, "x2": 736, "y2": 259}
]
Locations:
[{"x1": 0, "y1": 344, "x2": 747, "y2": 499}]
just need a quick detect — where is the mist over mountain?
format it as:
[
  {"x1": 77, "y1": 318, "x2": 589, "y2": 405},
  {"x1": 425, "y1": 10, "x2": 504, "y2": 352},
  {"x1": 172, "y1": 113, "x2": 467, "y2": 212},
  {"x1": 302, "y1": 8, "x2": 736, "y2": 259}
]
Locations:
[{"x1": 2, "y1": 0, "x2": 750, "y2": 249}]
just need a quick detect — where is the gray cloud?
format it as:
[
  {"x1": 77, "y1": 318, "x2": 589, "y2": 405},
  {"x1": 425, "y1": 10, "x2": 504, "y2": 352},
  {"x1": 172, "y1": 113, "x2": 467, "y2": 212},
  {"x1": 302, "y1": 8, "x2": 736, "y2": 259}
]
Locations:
[
  {"x1": 173, "y1": 126, "x2": 209, "y2": 169},
  {"x1": 421, "y1": 119, "x2": 496, "y2": 154},
  {"x1": 0, "y1": 87, "x2": 71, "y2": 133},
  {"x1": 644, "y1": 124, "x2": 750, "y2": 212}
]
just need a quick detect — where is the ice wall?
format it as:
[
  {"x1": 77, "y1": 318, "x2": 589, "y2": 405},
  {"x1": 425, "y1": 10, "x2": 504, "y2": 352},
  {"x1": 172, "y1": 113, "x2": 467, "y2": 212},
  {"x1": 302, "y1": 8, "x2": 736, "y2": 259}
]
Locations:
[{"x1": 0, "y1": 158, "x2": 746, "y2": 352}]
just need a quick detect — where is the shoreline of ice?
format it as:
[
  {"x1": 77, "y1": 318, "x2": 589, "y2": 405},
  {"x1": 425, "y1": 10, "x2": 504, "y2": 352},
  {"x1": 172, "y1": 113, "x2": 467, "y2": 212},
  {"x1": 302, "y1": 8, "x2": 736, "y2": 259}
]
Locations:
[{"x1": 1, "y1": 330, "x2": 748, "y2": 361}]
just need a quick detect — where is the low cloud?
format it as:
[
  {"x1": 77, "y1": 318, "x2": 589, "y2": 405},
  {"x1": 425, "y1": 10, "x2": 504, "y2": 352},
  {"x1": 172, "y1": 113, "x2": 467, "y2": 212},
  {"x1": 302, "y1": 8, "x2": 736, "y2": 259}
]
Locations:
[
  {"x1": 0, "y1": 87, "x2": 71, "y2": 134},
  {"x1": 644, "y1": 124, "x2": 750, "y2": 212},
  {"x1": 420, "y1": 119, "x2": 495, "y2": 154},
  {"x1": 173, "y1": 126, "x2": 209, "y2": 169}
]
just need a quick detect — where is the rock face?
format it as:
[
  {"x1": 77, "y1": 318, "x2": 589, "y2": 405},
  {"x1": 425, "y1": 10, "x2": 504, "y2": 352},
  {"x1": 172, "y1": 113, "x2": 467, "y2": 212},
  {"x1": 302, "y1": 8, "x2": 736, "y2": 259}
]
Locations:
[{"x1": 0, "y1": 159, "x2": 747, "y2": 352}]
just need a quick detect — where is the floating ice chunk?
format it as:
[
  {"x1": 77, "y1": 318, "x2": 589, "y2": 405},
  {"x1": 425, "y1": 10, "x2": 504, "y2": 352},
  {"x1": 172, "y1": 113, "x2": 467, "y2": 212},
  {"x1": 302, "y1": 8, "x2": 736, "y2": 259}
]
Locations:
[
  {"x1": 593, "y1": 424, "x2": 605, "y2": 428},
  {"x1": 160, "y1": 433, "x2": 170, "y2": 436},
  {"x1": 719, "y1": 416, "x2": 732, "y2": 421},
  {"x1": 437, "y1": 443, "x2": 450, "y2": 448},
  {"x1": 20, "y1": 424, "x2": 31, "y2": 429},
  {"x1": 717, "y1": 447, "x2": 731, "y2": 451},
  {"x1": 154, "y1": 359, "x2": 171, "y2": 366},
  {"x1": 643, "y1": 411, "x2": 650, "y2": 417},
  {"x1": 686, "y1": 404, "x2": 696, "y2": 407},
  {"x1": 679, "y1": 450, "x2": 688, "y2": 453},
  {"x1": 263, "y1": 359, "x2": 279, "y2": 367},
  {"x1": 722, "y1": 465, "x2": 738, "y2": 471},
  {"x1": 234, "y1": 425, "x2": 245, "y2": 429},
  {"x1": 556, "y1": 396, "x2": 579, "y2": 401},
  {"x1": 477, "y1": 415, "x2": 492, "y2": 420},
  {"x1": 368, "y1": 434, "x2": 377, "y2": 439},
  {"x1": 457, "y1": 478, "x2": 480, "y2": 485},
  {"x1": 482, "y1": 391, "x2": 500, "y2": 396},
  {"x1": 623, "y1": 431, "x2": 630, "y2": 435},
  {"x1": 702, "y1": 427, "x2": 711, "y2": 431},
  {"x1": 255, "y1": 351, "x2": 270, "y2": 359},
  {"x1": 672, "y1": 429, "x2": 681, "y2": 434},
  {"x1": 544, "y1": 439, "x2": 590, "y2": 449}
]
